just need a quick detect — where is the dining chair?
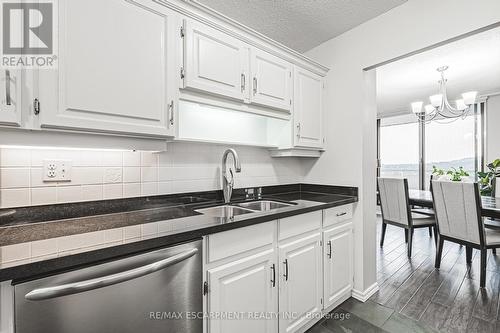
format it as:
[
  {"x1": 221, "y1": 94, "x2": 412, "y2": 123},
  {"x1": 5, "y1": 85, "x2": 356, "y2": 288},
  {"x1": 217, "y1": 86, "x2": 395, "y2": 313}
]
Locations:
[
  {"x1": 378, "y1": 177, "x2": 437, "y2": 258},
  {"x1": 411, "y1": 175, "x2": 435, "y2": 237},
  {"x1": 432, "y1": 180, "x2": 500, "y2": 288}
]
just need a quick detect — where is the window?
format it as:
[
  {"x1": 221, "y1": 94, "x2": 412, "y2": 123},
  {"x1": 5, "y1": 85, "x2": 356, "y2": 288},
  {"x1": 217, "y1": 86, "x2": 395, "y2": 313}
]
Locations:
[
  {"x1": 424, "y1": 113, "x2": 482, "y2": 189},
  {"x1": 380, "y1": 121, "x2": 420, "y2": 189},
  {"x1": 377, "y1": 104, "x2": 483, "y2": 190}
]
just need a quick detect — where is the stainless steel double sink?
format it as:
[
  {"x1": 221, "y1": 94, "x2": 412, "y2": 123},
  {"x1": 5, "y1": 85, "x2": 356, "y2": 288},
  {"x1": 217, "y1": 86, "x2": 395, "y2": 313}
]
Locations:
[{"x1": 195, "y1": 200, "x2": 295, "y2": 218}]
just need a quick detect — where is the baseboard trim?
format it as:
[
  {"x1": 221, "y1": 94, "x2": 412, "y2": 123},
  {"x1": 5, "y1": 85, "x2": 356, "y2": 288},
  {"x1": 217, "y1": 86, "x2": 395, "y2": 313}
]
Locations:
[{"x1": 351, "y1": 283, "x2": 379, "y2": 302}]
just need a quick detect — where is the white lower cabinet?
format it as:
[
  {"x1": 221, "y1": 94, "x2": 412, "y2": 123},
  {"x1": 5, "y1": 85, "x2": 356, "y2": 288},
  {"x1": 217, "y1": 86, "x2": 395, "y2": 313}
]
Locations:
[
  {"x1": 323, "y1": 223, "x2": 353, "y2": 309},
  {"x1": 278, "y1": 232, "x2": 322, "y2": 333},
  {"x1": 206, "y1": 248, "x2": 278, "y2": 333},
  {"x1": 205, "y1": 207, "x2": 353, "y2": 333}
]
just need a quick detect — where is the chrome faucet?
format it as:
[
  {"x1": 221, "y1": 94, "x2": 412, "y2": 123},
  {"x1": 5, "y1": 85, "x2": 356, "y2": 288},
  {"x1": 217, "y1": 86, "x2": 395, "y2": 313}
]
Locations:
[{"x1": 222, "y1": 148, "x2": 241, "y2": 203}]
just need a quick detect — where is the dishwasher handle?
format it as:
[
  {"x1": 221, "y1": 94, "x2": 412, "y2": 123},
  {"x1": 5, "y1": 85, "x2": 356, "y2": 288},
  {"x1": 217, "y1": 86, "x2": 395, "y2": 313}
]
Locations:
[{"x1": 25, "y1": 248, "x2": 198, "y2": 301}]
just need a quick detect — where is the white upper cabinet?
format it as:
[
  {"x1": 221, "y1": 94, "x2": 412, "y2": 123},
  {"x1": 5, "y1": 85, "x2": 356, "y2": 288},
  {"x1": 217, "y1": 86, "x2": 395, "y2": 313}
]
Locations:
[
  {"x1": 250, "y1": 49, "x2": 292, "y2": 112},
  {"x1": 293, "y1": 66, "x2": 324, "y2": 149},
  {"x1": 0, "y1": 69, "x2": 21, "y2": 126},
  {"x1": 37, "y1": 0, "x2": 177, "y2": 137},
  {"x1": 183, "y1": 20, "x2": 249, "y2": 102},
  {"x1": 278, "y1": 232, "x2": 322, "y2": 333}
]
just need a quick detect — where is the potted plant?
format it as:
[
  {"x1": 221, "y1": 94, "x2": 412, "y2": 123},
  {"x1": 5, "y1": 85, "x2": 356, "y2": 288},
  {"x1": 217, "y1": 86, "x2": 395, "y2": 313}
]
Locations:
[
  {"x1": 432, "y1": 166, "x2": 470, "y2": 182},
  {"x1": 478, "y1": 159, "x2": 500, "y2": 196}
]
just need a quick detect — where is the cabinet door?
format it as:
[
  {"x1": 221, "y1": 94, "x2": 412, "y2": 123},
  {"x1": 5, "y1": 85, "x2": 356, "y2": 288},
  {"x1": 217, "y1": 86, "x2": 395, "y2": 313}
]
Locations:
[
  {"x1": 279, "y1": 233, "x2": 322, "y2": 333},
  {"x1": 250, "y1": 49, "x2": 291, "y2": 111},
  {"x1": 323, "y1": 224, "x2": 353, "y2": 309},
  {"x1": 0, "y1": 69, "x2": 21, "y2": 126},
  {"x1": 207, "y1": 249, "x2": 278, "y2": 333},
  {"x1": 184, "y1": 20, "x2": 249, "y2": 101},
  {"x1": 293, "y1": 66, "x2": 324, "y2": 148},
  {"x1": 38, "y1": 0, "x2": 176, "y2": 137}
]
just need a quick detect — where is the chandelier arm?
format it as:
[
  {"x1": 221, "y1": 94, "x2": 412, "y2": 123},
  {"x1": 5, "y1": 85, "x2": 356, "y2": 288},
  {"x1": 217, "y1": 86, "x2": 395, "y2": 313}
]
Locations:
[
  {"x1": 418, "y1": 109, "x2": 440, "y2": 123},
  {"x1": 413, "y1": 66, "x2": 475, "y2": 123},
  {"x1": 440, "y1": 81, "x2": 463, "y2": 114}
]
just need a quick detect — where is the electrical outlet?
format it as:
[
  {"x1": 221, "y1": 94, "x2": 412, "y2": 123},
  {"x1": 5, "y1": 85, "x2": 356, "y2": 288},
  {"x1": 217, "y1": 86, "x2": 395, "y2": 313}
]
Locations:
[{"x1": 43, "y1": 159, "x2": 72, "y2": 182}]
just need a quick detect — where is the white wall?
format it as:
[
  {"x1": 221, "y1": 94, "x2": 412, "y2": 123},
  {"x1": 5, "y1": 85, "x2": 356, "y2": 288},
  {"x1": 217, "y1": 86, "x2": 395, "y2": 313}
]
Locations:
[
  {"x1": 487, "y1": 94, "x2": 500, "y2": 162},
  {"x1": 304, "y1": 0, "x2": 500, "y2": 294},
  {"x1": 0, "y1": 142, "x2": 305, "y2": 208}
]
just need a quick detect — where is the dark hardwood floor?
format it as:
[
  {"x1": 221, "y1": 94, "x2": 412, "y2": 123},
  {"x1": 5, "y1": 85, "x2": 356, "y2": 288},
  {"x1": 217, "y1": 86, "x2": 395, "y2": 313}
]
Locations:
[{"x1": 307, "y1": 217, "x2": 500, "y2": 333}]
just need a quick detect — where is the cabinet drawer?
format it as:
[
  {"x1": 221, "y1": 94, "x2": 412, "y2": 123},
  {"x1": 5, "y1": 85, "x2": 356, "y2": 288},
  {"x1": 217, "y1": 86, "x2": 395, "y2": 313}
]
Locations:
[
  {"x1": 323, "y1": 204, "x2": 353, "y2": 227},
  {"x1": 207, "y1": 222, "x2": 275, "y2": 262},
  {"x1": 279, "y1": 211, "x2": 321, "y2": 241}
]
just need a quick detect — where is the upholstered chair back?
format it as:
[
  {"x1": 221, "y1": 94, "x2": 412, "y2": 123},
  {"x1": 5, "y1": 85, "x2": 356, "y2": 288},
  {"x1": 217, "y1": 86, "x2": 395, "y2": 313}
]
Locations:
[
  {"x1": 378, "y1": 178, "x2": 410, "y2": 226},
  {"x1": 432, "y1": 181, "x2": 482, "y2": 244}
]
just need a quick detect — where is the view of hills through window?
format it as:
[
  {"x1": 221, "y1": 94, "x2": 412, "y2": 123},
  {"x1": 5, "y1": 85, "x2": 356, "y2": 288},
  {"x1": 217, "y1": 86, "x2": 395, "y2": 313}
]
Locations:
[{"x1": 379, "y1": 114, "x2": 480, "y2": 190}]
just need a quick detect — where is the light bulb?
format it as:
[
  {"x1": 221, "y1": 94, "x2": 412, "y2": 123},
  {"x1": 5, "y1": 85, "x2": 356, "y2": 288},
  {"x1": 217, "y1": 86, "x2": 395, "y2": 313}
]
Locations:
[
  {"x1": 462, "y1": 91, "x2": 478, "y2": 106},
  {"x1": 455, "y1": 99, "x2": 467, "y2": 111},
  {"x1": 429, "y1": 94, "x2": 443, "y2": 108},
  {"x1": 411, "y1": 101, "x2": 423, "y2": 114}
]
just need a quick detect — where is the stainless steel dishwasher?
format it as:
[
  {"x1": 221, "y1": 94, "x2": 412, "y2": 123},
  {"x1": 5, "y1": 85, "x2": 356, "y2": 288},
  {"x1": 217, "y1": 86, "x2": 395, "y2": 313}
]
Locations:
[{"x1": 14, "y1": 239, "x2": 202, "y2": 333}]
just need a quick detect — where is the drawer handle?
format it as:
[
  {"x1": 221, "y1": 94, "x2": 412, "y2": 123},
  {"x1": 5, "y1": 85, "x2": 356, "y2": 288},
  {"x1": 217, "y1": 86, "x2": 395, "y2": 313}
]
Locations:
[
  {"x1": 5, "y1": 70, "x2": 11, "y2": 106},
  {"x1": 241, "y1": 73, "x2": 246, "y2": 92},
  {"x1": 271, "y1": 263, "x2": 276, "y2": 287},
  {"x1": 168, "y1": 100, "x2": 174, "y2": 126},
  {"x1": 283, "y1": 259, "x2": 289, "y2": 281},
  {"x1": 327, "y1": 240, "x2": 332, "y2": 259},
  {"x1": 25, "y1": 248, "x2": 198, "y2": 301},
  {"x1": 336, "y1": 212, "x2": 347, "y2": 217}
]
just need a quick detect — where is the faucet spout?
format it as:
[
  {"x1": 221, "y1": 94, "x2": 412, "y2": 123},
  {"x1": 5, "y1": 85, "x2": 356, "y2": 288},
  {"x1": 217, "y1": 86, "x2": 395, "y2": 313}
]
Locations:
[{"x1": 222, "y1": 148, "x2": 241, "y2": 204}]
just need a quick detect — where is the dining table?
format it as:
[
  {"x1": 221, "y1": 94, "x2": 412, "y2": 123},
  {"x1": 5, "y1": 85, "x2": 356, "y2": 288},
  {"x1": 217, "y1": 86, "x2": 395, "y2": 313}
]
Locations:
[{"x1": 409, "y1": 189, "x2": 500, "y2": 229}]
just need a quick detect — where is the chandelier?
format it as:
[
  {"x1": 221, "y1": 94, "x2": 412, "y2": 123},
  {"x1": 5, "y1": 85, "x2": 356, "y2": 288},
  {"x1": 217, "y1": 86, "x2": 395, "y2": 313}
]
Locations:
[{"x1": 411, "y1": 66, "x2": 477, "y2": 123}]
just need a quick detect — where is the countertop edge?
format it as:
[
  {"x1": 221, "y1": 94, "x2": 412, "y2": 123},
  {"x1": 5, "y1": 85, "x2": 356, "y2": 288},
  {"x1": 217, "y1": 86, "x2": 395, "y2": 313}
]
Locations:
[{"x1": 1, "y1": 196, "x2": 357, "y2": 283}]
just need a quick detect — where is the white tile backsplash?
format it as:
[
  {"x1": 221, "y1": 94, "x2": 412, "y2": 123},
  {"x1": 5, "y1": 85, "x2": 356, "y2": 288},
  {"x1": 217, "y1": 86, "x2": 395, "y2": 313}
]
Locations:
[
  {"x1": 104, "y1": 167, "x2": 123, "y2": 183},
  {"x1": 81, "y1": 184, "x2": 103, "y2": 201},
  {"x1": 0, "y1": 168, "x2": 30, "y2": 188},
  {"x1": 100, "y1": 151, "x2": 123, "y2": 166},
  {"x1": 123, "y1": 183, "x2": 141, "y2": 197},
  {"x1": 123, "y1": 151, "x2": 141, "y2": 166},
  {"x1": 141, "y1": 182, "x2": 158, "y2": 196},
  {"x1": 123, "y1": 167, "x2": 141, "y2": 183},
  {"x1": 31, "y1": 187, "x2": 57, "y2": 205},
  {"x1": 0, "y1": 142, "x2": 305, "y2": 208},
  {"x1": 103, "y1": 184, "x2": 123, "y2": 199},
  {"x1": 0, "y1": 148, "x2": 31, "y2": 167},
  {"x1": 141, "y1": 166, "x2": 158, "y2": 182},
  {"x1": 73, "y1": 167, "x2": 103, "y2": 185},
  {"x1": 0, "y1": 188, "x2": 30, "y2": 208},
  {"x1": 57, "y1": 186, "x2": 83, "y2": 203}
]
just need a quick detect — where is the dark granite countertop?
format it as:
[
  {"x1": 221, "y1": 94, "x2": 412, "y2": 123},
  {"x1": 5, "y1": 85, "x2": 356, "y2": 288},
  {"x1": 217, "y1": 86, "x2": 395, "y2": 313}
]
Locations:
[{"x1": 0, "y1": 184, "x2": 357, "y2": 282}]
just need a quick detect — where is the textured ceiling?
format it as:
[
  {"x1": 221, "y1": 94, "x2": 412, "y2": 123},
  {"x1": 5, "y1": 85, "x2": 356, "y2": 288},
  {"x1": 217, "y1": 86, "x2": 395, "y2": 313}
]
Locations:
[
  {"x1": 195, "y1": 0, "x2": 408, "y2": 52},
  {"x1": 377, "y1": 27, "x2": 500, "y2": 116}
]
